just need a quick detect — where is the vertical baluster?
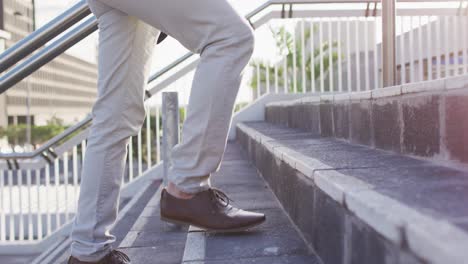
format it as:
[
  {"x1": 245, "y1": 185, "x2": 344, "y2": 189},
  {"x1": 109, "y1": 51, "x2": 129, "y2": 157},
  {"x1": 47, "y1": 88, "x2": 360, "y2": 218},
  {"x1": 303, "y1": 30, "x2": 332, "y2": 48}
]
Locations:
[
  {"x1": 364, "y1": 18, "x2": 370, "y2": 90},
  {"x1": 63, "y1": 152, "x2": 69, "y2": 221},
  {"x1": 18, "y1": 169, "x2": 24, "y2": 241},
  {"x1": 337, "y1": 18, "x2": 342, "y2": 92},
  {"x1": 460, "y1": 16, "x2": 468, "y2": 74},
  {"x1": 283, "y1": 26, "x2": 288, "y2": 93},
  {"x1": 319, "y1": 18, "x2": 324, "y2": 92},
  {"x1": 426, "y1": 16, "x2": 432, "y2": 80},
  {"x1": 35, "y1": 168, "x2": 42, "y2": 240},
  {"x1": 0, "y1": 170, "x2": 5, "y2": 241},
  {"x1": 293, "y1": 21, "x2": 297, "y2": 93},
  {"x1": 409, "y1": 16, "x2": 415, "y2": 82},
  {"x1": 374, "y1": 16, "x2": 380, "y2": 88},
  {"x1": 445, "y1": 16, "x2": 450, "y2": 77},
  {"x1": 274, "y1": 62, "x2": 279, "y2": 93},
  {"x1": 400, "y1": 16, "x2": 406, "y2": 84},
  {"x1": 137, "y1": 129, "x2": 143, "y2": 177},
  {"x1": 72, "y1": 146, "x2": 78, "y2": 209},
  {"x1": 26, "y1": 169, "x2": 33, "y2": 241},
  {"x1": 155, "y1": 106, "x2": 161, "y2": 163},
  {"x1": 454, "y1": 16, "x2": 459, "y2": 76},
  {"x1": 45, "y1": 164, "x2": 51, "y2": 236},
  {"x1": 418, "y1": 16, "x2": 424, "y2": 81},
  {"x1": 54, "y1": 159, "x2": 60, "y2": 230},
  {"x1": 8, "y1": 170, "x2": 14, "y2": 241},
  {"x1": 355, "y1": 19, "x2": 361, "y2": 91},
  {"x1": 436, "y1": 16, "x2": 441, "y2": 79},
  {"x1": 328, "y1": 19, "x2": 334, "y2": 92},
  {"x1": 301, "y1": 19, "x2": 306, "y2": 93},
  {"x1": 81, "y1": 140, "x2": 86, "y2": 161},
  {"x1": 128, "y1": 137, "x2": 134, "y2": 182},
  {"x1": 463, "y1": 15, "x2": 468, "y2": 74},
  {"x1": 266, "y1": 63, "x2": 270, "y2": 94},
  {"x1": 146, "y1": 106, "x2": 152, "y2": 170},
  {"x1": 346, "y1": 17, "x2": 352, "y2": 92},
  {"x1": 310, "y1": 20, "x2": 316, "y2": 93},
  {"x1": 256, "y1": 63, "x2": 261, "y2": 98}
]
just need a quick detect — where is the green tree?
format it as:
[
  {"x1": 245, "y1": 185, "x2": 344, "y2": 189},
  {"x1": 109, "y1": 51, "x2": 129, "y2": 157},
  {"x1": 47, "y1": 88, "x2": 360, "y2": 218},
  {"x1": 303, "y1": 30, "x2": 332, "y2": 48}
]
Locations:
[
  {"x1": 250, "y1": 24, "x2": 339, "y2": 94},
  {"x1": 0, "y1": 116, "x2": 67, "y2": 148}
]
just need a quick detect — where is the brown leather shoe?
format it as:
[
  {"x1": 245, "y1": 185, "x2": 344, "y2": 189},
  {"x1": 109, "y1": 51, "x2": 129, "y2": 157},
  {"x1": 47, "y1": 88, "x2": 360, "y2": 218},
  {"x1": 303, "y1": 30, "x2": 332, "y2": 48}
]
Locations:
[
  {"x1": 160, "y1": 188, "x2": 266, "y2": 232},
  {"x1": 68, "y1": 250, "x2": 131, "y2": 264}
]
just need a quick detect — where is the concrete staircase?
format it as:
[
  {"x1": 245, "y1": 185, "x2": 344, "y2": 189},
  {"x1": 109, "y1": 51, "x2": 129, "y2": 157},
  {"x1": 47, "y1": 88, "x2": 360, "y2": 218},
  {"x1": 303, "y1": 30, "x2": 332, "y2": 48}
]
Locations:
[
  {"x1": 115, "y1": 142, "x2": 321, "y2": 263},
  {"x1": 235, "y1": 77, "x2": 468, "y2": 264},
  {"x1": 38, "y1": 77, "x2": 468, "y2": 264},
  {"x1": 46, "y1": 143, "x2": 320, "y2": 264}
]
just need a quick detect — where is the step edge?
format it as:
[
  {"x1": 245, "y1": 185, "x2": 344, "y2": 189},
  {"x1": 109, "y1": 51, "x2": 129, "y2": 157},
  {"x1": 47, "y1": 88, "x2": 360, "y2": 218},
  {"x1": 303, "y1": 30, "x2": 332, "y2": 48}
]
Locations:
[
  {"x1": 264, "y1": 75, "x2": 468, "y2": 108},
  {"x1": 237, "y1": 122, "x2": 468, "y2": 264}
]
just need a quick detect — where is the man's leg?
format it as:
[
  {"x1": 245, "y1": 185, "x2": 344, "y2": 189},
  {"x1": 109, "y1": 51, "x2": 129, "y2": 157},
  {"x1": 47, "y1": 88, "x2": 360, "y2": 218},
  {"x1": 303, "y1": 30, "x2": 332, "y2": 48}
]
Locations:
[
  {"x1": 97, "y1": 0, "x2": 264, "y2": 232},
  {"x1": 97, "y1": 0, "x2": 255, "y2": 193},
  {"x1": 70, "y1": 1, "x2": 158, "y2": 261}
]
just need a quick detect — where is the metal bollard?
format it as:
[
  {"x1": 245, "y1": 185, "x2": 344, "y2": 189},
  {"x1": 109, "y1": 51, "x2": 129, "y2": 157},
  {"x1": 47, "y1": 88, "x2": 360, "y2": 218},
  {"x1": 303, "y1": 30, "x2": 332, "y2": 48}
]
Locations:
[{"x1": 161, "y1": 92, "x2": 180, "y2": 186}]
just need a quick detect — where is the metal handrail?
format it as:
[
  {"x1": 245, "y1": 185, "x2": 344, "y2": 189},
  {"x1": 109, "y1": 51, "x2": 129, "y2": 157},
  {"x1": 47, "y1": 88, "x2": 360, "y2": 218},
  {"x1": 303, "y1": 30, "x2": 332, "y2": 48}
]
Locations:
[
  {"x1": 0, "y1": 0, "x2": 280, "y2": 163},
  {"x1": 0, "y1": 115, "x2": 92, "y2": 160},
  {"x1": 0, "y1": 0, "x2": 90, "y2": 73},
  {"x1": 0, "y1": 0, "x2": 462, "y2": 163},
  {"x1": 0, "y1": 17, "x2": 98, "y2": 93}
]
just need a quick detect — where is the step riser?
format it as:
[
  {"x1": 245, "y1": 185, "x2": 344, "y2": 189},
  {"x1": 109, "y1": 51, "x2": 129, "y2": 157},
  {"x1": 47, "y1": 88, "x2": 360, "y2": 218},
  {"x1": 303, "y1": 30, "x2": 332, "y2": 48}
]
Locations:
[
  {"x1": 265, "y1": 83, "x2": 468, "y2": 165},
  {"x1": 237, "y1": 127, "x2": 424, "y2": 264}
]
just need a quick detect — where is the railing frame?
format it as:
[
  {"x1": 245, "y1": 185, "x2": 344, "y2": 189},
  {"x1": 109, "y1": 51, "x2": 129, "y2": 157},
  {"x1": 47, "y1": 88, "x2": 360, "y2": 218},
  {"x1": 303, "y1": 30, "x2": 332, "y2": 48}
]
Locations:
[
  {"x1": 382, "y1": 0, "x2": 397, "y2": 86},
  {"x1": 0, "y1": 0, "x2": 91, "y2": 73},
  {"x1": 161, "y1": 92, "x2": 180, "y2": 186},
  {"x1": 0, "y1": 1, "x2": 465, "y2": 169}
]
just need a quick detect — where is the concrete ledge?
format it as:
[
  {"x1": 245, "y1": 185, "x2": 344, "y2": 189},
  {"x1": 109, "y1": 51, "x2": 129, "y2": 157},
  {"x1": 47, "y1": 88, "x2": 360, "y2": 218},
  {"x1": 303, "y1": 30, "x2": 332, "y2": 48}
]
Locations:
[
  {"x1": 264, "y1": 75, "x2": 468, "y2": 165},
  {"x1": 266, "y1": 76, "x2": 468, "y2": 108},
  {"x1": 237, "y1": 122, "x2": 468, "y2": 264},
  {"x1": 228, "y1": 92, "x2": 306, "y2": 140},
  {"x1": 371, "y1": 85, "x2": 402, "y2": 98},
  {"x1": 402, "y1": 79, "x2": 445, "y2": 94}
]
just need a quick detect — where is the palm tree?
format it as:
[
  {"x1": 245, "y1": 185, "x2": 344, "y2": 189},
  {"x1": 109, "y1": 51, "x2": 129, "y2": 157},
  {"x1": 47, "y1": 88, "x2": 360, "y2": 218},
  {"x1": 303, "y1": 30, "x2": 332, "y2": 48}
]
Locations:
[{"x1": 251, "y1": 23, "x2": 339, "y2": 94}]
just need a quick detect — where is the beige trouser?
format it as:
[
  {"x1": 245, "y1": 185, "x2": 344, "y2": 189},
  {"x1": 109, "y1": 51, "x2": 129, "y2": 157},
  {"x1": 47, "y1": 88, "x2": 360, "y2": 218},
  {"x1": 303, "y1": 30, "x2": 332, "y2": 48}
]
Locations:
[{"x1": 70, "y1": 0, "x2": 254, "y2": 261}]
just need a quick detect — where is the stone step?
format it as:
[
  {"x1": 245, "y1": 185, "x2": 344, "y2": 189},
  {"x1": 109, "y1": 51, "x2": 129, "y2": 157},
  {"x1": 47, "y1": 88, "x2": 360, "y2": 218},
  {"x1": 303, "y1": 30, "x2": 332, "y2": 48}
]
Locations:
[
  {"x1": 42, "y1": 180, "x2": 163, "y2": 264},
  {"x1": 237, "y1": 121, "x2": 468, "y2": 264},
  {"x1": 264, "y1": 76, "x2": 468, "y2": 166},
  {"x1": 181, "y1": 143, "x2": 321, "y2": 263},
  {"x1": 88, "y1": 143, "x2": 320, "y2": 264},
  {"x1": 115, "y1": 186, "x2": 188, "y2": 264}
]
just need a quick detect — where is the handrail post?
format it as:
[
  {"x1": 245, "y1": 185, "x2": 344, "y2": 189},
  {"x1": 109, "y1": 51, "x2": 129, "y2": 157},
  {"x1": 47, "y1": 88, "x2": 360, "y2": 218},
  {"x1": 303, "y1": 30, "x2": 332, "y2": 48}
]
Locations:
[
  {"x1": 382, "y1": 0, "x2": 396, "y2": 87},
  {"x1": 162, "y1": 92, "x2": 179, "y2": 186}
]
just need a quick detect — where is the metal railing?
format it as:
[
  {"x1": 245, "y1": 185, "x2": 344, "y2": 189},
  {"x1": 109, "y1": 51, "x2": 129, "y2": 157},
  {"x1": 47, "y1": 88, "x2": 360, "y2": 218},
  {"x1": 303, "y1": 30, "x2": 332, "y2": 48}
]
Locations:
[
  {"x1": 0, "y1": 0, "x2": 466, "y2": 246},
  {"x1": 0, "y1": 105, "x2": 162, "y2": 242},
  {"x1": 395, "y1": 13, "x2": 468, "y2": 84},
  {"x1": 250, "y1": 4, "x2": 468, "y2": 97}
]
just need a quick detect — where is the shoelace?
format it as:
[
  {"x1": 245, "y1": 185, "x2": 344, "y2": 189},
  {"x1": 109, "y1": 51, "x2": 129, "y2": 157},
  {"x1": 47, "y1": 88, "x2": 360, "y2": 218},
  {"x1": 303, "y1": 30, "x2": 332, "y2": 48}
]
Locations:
[{"x1": 210, "y1": 188, "x2": 233, "y2": 207}]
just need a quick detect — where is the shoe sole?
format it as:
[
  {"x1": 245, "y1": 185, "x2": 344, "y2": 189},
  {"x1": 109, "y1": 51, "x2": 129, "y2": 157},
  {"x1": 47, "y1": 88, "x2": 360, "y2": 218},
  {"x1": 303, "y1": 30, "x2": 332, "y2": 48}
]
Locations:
[{"x1": 160, "y1": 216, "x2": 266, "y2": 233}]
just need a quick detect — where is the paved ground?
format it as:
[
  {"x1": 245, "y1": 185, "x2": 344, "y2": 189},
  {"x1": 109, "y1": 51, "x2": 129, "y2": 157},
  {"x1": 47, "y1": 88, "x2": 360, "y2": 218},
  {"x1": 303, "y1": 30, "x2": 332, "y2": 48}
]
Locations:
[{"x1": 116, "y1": 142, "x2": 321, "y2": 264}]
